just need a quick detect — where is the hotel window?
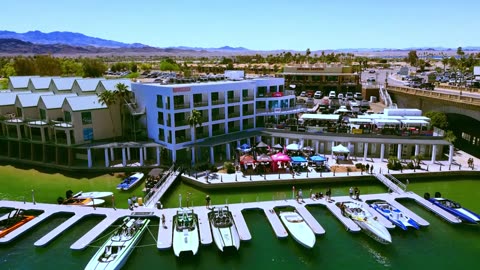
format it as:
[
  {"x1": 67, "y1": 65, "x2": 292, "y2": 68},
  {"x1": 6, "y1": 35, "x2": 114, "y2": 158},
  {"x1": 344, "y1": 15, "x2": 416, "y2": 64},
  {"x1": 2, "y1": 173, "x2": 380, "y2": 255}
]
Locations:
[
  {"x1": 211, "y1": 92, "x2": 219, "y2": 100},
  {"x1": 279, "y1": 85, "x2": 284, "y2": 92},
  {"x1": 157, "y1": 112, "x2": 164, "y2": 125},
  {"x1": 193, "y1": 93, "x2": 202, "y2": 105},
  {"x1": 174, "y1": 95, "x2": 184, "y2": 106},
  {"x1": 158, "y1": 128, "x2": 165, "y2": 141},
  {"x1": 269, "y1": 86, "x2": 277, "y2": 93},
  {"x1": 156, "y1": 95, "x2": 163, "y2": 108},
  {"x1": 64, "y1": 111, "x2": 72, "y2": 123},
  {"x1": 39, "y1": 109, "x2": 46, "y2": 120},
  {"x1": 83, "y1": 128, "x2": 93, "y2": 141},
  {"x1": 165, "y1": 97, "x2": 170, "y2": 110},
  {"x1": 81, "y1": 112, "x2": 92, "y2": 125},
  {"x1": 16, "y1": 107, "x2": 23, "y2": 117},
  {"x1": 257, "y1": 86, "x2": 267, "y2": 97},
  {"x1": 242, "y1": 89, "x2": 249, "y2": 98}
]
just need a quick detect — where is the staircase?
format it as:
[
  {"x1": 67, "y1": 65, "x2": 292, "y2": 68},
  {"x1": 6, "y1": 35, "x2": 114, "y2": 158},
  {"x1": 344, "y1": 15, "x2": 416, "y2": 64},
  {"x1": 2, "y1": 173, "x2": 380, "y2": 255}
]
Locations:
[{"x1": 374, "y1": 173, "x2": 406, "y2": 194}]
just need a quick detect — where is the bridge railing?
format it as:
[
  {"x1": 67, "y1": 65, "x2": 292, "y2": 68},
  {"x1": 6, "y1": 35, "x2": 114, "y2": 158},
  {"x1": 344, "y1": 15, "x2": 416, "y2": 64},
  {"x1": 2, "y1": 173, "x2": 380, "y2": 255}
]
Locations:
[
  {"x1": 385, "y1": 174, "x2": 407, "y2": 191},
  {"x1": 387, "y1": 86, "x2": 480, "y2": 106}
]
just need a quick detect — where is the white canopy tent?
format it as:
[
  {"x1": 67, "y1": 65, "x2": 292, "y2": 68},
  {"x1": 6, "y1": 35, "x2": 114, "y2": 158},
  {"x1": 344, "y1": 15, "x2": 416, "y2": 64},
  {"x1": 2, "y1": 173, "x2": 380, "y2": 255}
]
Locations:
[
  {"x1": 400, "y1": 119, "x2": 430, "y2": 127},
  {"x1": 300, "y1": 114, "x2": 340, "y2": 121},
  {"x1": 332, "y1": 144, "x2": 350, "y2": 153}
]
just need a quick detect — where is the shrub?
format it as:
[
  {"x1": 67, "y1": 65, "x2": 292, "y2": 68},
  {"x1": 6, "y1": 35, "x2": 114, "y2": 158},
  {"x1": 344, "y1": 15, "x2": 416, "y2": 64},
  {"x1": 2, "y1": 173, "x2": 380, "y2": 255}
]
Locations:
[
  {"x1": 387, "y1": 156, "x2": 402, "y2": 170},
  {"x1": 223, "y1": 162, "x2": 235, "y2": 174}
]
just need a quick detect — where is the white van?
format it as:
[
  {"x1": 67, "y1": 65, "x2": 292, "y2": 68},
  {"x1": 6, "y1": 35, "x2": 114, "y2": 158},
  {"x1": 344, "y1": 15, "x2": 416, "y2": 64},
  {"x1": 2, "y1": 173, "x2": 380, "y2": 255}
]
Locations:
[
  {"x1": 328, "y1": 91, "x2": 336, "y2": 99},
  {"x1": 314, "y1": 91, "x2": 323, "y2": 99}
]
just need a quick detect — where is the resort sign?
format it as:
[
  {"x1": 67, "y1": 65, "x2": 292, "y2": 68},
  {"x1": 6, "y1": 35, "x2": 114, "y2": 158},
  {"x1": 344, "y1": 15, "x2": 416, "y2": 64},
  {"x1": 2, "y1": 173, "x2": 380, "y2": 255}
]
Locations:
[{"x1": 173, "y1": 87, "x2": 191, "y2": 93}]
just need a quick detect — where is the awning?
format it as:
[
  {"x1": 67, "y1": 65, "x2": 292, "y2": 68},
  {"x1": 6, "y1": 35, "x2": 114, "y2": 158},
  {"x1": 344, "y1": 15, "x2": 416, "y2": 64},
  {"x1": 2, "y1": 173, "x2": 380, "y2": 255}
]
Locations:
[
  {"x1": 291, "y1": 156, "x2": 307, "y2": 163},
  {"x1": 286, "y1": 143, "x2": 300, "y2": 151},
  {"x1": 310, "y1": 155, "x2": 327, "y2": 162},
  {"x1": 257, "y1": 154, "x2": 272, "y2": 162},
  {"x1": 271, "y1": 153, "x2": 291, "y2": 162},
  {"x1": 240, "y1": 155, "x2": 256, "y2": 164},
  {"x1": 300, "y1": 114, "x2": 340, "y2": 121},
  {"x1": 332, "y1": 144, "x2": 350, "y2": 153}
]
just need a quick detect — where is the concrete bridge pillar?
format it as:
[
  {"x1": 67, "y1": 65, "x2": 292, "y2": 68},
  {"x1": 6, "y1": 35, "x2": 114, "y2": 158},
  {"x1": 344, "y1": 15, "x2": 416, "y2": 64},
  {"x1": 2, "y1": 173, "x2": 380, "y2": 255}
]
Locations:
[
  {"x1": 122, "y1": 148, "x2": 126, "y2": 167},
  {"x1": 87, "y1": 148, "x2": 92, "y2": 168},
  {"x1": 431, "y1": 145, "x2": 437, "y2": 163},
  {"x1": 210, "y1": 147, "x2": 214, "y2": 165},
  {"x1": 104, "y1": 148, "x2": 109, "y2": 167},
  {"x1": 448, "y1": 145, "x2": 454, "y2": 165},
  {"x1": 380, "y1": 143, "x2": 385, "y2": 162},
  {"x1": 397, "y1": 144, "x2": 402, "y2": 160},
  {"x1": 363, "y1": 143, "x2": 369, "y2": 161}
]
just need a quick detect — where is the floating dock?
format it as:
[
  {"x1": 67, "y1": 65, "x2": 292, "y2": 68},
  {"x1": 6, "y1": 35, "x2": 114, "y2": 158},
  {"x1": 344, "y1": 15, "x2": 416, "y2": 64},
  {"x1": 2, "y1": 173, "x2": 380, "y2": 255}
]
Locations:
[{"x1": 0, "y1": 186, "x2": 467, "y2": 251}]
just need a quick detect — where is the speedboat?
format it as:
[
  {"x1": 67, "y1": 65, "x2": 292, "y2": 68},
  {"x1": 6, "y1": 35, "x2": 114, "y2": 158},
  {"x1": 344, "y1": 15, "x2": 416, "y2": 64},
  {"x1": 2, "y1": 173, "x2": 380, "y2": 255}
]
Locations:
[
  {"x1": 85, "y1": 217, "x2": 150, "y2": 270},
  {"x1": 426, "y1": 192, "x2": 480, "y2": 224},
  {"x1": 0, "y1": 209, "x2": 35, "y2": 238},
  {"x1": 208, "y1": 206, "x2": 240, "y2": 251},
  {"x1": 60, "y1": 192, "x2": 105, "y2": 207},
  {"x1": 369, "y1": 200, "x2": 420, "y2": 230},
  {"x1": 339, "y1": 201, "x2": 392, "y2": 244},
  {"x1": 75, "y1": 191, "x2": 113, "y2": 200},
  {"x1": 117, "y1": 172, "x2": 144, "y2": 191},
  {"x1": 279, "y1": 211, "x2": 316, "y2": 248},
  {"x1": 172, "y1": 208, "x2": 199, "y2": 256}
]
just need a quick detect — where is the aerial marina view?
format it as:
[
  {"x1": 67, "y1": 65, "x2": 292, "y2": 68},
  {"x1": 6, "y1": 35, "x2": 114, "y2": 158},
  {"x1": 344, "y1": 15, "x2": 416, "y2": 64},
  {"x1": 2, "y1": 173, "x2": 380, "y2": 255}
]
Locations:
[{"x1": 1, "y1": 0, "x2": 480, "y2": 269}]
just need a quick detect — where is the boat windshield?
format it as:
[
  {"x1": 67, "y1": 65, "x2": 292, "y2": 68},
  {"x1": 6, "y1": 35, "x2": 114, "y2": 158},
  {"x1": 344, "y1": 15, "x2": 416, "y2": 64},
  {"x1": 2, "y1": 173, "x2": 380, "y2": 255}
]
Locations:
[
  {"x1": 176, "y1": 213, "x2": 196, "y2": 231},
  {"x1": 441, "y1": 200, "x2": 461, "y2": 209}
]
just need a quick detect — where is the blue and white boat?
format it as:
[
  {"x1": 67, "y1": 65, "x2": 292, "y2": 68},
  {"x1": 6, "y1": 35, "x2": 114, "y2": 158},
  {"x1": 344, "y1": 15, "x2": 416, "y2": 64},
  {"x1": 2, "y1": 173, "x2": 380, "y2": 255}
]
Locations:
[
  {"x1": 369, "y1": 200, "x2": 420, "y2": 230},
  {"x1": 426, "y1": 192, "x2": 480, "y2": 224},
  {"x1": 116, "y1": 172, "x2": 144, "y2": 191},
  {"x1": 85, "y1": 217, "x2": 150, "y2": 270}
]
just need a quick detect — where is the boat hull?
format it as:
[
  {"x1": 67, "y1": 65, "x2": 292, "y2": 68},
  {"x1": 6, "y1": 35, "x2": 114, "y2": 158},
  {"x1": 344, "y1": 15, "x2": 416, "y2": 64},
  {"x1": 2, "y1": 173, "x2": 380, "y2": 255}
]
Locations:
[
  {"x1": 279, "y1": 211, "x2": 316, "y2": 248},
  {"x1": 85, "y1": 218, "x2": 150, "y2": 270},
  {"x1": 370, "y1": 201, "x2": 420, "y2": 230},
  {"x1": 172, "y1": 210, "x2": 200, "y2": 256},
  {"x1": 76, "y1": 192, "x2": 113, "y2": 200},
  {"x1": 340, "y1": 201, "x2": 392, "y2": 245},
  {"x1": 429, "y1": 198, "x2": 480, "y2": 224},
  {"x1": 209, "y1": 208, "x2": 241, "y2": 252},
  {"x1": 0, "y1": 212, "x2": 35, "y2": 238},
  {"x1": 117, "y1": 173, "x2": 144, "y2": 191}
]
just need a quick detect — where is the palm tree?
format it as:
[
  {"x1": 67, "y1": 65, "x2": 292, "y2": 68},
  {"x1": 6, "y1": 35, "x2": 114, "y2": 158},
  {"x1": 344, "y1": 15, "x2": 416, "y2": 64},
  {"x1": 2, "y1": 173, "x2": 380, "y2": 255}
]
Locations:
[
  {"x1": 188, "y1": 109, "x2": 203, "y2": 166},
  {"x1": 113, "y1": 83, "x2": 130, "y2": 138},
  {"x1": 97, "y1": 90, "x2": 117, "y2": 140}
]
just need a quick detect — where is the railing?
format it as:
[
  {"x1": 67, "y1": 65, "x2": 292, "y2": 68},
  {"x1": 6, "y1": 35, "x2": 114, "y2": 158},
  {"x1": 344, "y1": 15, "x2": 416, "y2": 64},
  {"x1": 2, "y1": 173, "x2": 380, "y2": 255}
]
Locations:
[
  {"x1": 387, "y1": 85, "x2": 480, "y2": 106},
  {"x1": 374, "y1": 174, "x2": 405, "y2": 194},
  {"x1": 143, "y1": 164, "x2": 175, "y2": 206},
  {"x1": 228, "y1": 112, "x2": 240, "y2": 118},
  {"x1": 211, "y1": 99, "x2": 225, "y2": 105},
  {"x1": 385, "y1": 174, "x2": 407, "y2": 191},
  {"x1": 227, "y1": 98, "x2": 241, "y2": 103},
  {"x1": 256, "y1": 106, "x2": 307, "y2": 115},
  {"x1": 193, "y1": 101, "x2": 208, "y2": 107},
  {"x1": 242, "y1": 96, "x2": 254, "y2": 101}
]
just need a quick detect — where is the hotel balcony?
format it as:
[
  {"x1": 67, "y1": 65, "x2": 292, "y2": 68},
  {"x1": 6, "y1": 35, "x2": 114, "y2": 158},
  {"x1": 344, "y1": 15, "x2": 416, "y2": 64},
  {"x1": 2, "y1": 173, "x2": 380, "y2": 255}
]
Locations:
[
  {"x1": 193, "y1": 101, "x2": 209, "y2": 108},
  {"x1": 242, "y1": 96, "x2": 254, "y2": 102},
  {"x1": 173, "y1": 102, "x2": 191, "y2": 110},
  {"x1": 227, "y1": 97, "x2": 241, "y2": 103},
  {"x1": 256, "y1": 106, "x2": 307, "y2": 116}
]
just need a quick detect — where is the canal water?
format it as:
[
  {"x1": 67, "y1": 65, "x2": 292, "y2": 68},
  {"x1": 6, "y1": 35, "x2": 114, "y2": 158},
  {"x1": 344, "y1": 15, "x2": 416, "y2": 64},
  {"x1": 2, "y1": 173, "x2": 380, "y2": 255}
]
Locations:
[{"x1": 0, "y1": 177, "x2": 478, "y2": 270}]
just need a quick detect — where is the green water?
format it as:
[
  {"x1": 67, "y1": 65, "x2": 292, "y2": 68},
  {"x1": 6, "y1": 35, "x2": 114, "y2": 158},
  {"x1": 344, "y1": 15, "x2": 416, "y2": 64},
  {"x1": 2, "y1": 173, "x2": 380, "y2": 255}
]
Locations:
[{"x1": 1, "y1": 177, "x2": 479, "y2": 270}]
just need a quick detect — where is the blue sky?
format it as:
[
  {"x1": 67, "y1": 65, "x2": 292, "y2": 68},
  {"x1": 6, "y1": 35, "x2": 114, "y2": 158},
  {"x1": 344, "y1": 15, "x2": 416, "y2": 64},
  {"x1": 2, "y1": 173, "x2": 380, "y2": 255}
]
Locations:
[{"x1": 0, "y1": 0, "x2": 477, "y2": 50}]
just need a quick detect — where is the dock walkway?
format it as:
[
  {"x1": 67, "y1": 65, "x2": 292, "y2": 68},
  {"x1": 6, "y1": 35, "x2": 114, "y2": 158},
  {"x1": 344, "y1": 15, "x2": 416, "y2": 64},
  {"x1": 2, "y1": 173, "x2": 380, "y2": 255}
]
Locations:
[
  {"x1": 144, "y1": 169, "x2": 180, "y2": 208},
  {"x1": 406, "y1": 192, "x2": 461, "y2": 224}
]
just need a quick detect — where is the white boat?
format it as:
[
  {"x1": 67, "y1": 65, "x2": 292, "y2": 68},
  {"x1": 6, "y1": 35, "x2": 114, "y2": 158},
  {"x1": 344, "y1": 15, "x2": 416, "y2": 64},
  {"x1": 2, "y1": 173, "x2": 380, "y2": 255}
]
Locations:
[
  {"x1": 208, "y1": 206, "x2": 240, "y2": 251},
  {"x1": 279, "y1": 211, "x2": 316, "y2": 248},
  {"x1": 172, "y1": 208, "x2": 199, "y2": 256},
  {"x1": 117, "y1": 172, "x2": 144, "y2": 191},
  {"x1": 75, "y1": 191, "x2": 113, "y2": 200},
  {"x1": 339, "y1": 201, "x2": 392, "y2": 244},
  {"x1": 85, "y1": 217, "x2": 150, "y2": 270}
]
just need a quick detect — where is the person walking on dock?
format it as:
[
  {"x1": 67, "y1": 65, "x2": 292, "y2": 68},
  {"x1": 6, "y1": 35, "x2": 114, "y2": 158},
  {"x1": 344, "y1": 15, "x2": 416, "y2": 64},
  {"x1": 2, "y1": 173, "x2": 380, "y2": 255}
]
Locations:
[
  {"x1": 205, "y1": 195, "x2": 211, "y2": 209},
  {"x1": 161, "y1": 214, "x2": 166, "y2": 228},
  {"x1": 349, "y1": 187, "x2": 353, "y2": 198}
]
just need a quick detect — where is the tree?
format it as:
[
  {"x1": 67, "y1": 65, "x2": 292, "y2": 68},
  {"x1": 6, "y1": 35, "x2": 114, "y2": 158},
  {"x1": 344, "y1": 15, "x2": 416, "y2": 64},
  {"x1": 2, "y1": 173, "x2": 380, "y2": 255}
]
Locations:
[
  {"x1": 97, "y1": 90, "x2": 117, "y2": 140},
  {"x1": 61, "y1": 59, "x2": 83, "y2": 76},
  {"x1": 425, "y1": 111, "x2": 448, "y2": 130},
  {"x1": 406, "y1": 50, "x2": 419, "y2": 67},
  {"x1": 410, "y1": 155, "x2": 423, "y2": 169},
  {"x1": 188, "y1": 109, "x2": 203, "y2": 166},
  {"x1": 82, "y1": 58, "x2": 107, "y2": 77},
  {"x1": 113, "y1": 83, "x2": 131, "y2": 138},
  {"x1": 305, "y1": 48, "x2": 311, "y2": 64},
  {"x1": 34, "y1": 55, "x2": 62, "y2": 76}
]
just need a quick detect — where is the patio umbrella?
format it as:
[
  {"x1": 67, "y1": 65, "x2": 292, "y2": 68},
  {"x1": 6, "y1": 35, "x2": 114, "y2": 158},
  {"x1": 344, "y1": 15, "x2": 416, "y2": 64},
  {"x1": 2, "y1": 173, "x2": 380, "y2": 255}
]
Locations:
[
  {"x1": 286, "y1": 143, "x2": 300, "y2": 151},
  {"x1": 302, "y1": 146, "x2": 314, "y2": 152},
  {"x1": 256, "y1": 141, "x2": 269, "y2": 148},
  {"x1": 310, "y1": 155, "x2": 327, "y2": 162},
  {"x1": 273, "y1": 144, "x2": 283, "y2": 149},
  {"x1": 240, "y1": 155, "x2": 256, "y2": 164},
  {"x1": 238, "y1": 143, "x2": 251, "y2": 152},
  {"x1": 257, "y1": 154, "x2": 272, "y2": 162},
  {"x1": 332, "y1": 144, "x2": 350, "y2": 153}
]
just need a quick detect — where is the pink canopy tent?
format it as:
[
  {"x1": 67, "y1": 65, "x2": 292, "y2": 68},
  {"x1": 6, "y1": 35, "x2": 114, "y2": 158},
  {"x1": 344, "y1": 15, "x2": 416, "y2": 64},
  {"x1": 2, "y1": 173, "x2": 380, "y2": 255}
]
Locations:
[
  {"x1": 270, "y1": 153, "x2": 291, "y2": 171},
  {"x1": 240, "y1": 154, "x2": 256, "y2": 165}
]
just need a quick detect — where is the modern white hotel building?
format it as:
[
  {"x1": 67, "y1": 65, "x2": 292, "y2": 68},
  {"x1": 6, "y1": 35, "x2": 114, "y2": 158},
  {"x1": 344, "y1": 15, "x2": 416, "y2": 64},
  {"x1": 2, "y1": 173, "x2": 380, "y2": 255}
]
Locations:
[{"x1": 132, "y1": 71, "x2": 302, "y2": 165}]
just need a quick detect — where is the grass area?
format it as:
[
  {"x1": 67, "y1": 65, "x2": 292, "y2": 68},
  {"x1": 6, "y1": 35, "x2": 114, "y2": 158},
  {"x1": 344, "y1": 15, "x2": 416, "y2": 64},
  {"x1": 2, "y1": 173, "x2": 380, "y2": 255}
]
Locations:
[{"x1": 0, "y1": 165, "x2": 145, "y2": 209}]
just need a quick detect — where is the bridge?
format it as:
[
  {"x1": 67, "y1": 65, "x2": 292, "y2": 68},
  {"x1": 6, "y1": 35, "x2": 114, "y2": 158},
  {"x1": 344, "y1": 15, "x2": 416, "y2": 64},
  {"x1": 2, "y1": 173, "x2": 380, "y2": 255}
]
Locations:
[{"x1": 386, "y1": 85, "x2": 480, "y2": 121}]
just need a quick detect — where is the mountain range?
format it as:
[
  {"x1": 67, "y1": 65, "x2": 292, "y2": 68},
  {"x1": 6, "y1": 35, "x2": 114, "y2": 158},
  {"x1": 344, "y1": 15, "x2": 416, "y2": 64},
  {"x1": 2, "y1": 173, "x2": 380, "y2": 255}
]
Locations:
[{"x1": 0, "y1": 30, "x2": 479, "y2": 56}]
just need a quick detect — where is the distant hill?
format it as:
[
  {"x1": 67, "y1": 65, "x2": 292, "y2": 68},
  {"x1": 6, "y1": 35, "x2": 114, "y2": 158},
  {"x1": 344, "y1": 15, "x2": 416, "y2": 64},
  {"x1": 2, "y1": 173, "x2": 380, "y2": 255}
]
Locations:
[
  {"x1": 169, "y1": 45, "x2": 250, "y2": 52},
  {"x1": 0, "y1": 38, "x2": 194, "y2": 56},
  {"x1": 0, "y1": 30, "x2": 147, "y2": 48}
]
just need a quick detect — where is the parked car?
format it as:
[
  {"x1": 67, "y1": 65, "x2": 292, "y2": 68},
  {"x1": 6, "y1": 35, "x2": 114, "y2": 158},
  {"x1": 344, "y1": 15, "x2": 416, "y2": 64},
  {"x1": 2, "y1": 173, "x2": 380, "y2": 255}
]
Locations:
[
  {"x1": 369, "y1": 70, "x2": 376, "y2": 74},
  {"x1": 328, "y1": 91, "x2": 336, "y2": 99},
  {"x1": 354, "y1": 92, "x2": 362, "y2": 100},
  {"x1": 345, "y1": 92, "x2": 354, "y2": 100},
  {"x1": 420, "y1": 83, "x2": 435, "y2": 90},
  {"x1": 411, "y1": 81, "x2": 422, "y2": 88},
  {"x1": 300, "y1": 91, "x2": 307, "y2": 97},
  {"x1": 314, "y1": 91, "x2": 323, "y2": 99},
  {"x1": 337, "y1": 93, "x2": 344, "y2": 100}
]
